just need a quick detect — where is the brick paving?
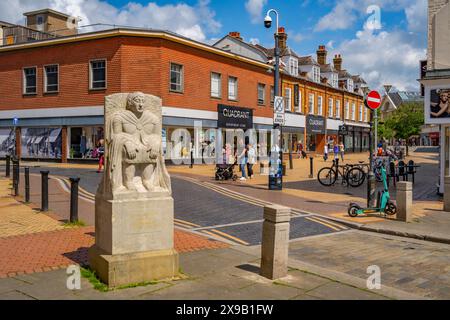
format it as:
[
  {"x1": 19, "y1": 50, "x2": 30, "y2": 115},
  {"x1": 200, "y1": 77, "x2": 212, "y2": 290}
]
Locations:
[{"x1": 0, "y1": 226, "x2": 228, "y2": 278}]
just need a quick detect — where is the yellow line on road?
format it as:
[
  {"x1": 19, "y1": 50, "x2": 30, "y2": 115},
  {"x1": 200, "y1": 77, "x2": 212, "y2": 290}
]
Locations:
[
  {"x1": 310, "y1": 216, "x2": 347, "y2": 230},
  {"x1": 209, "y1": 229, "x2": 250, "y2": 245},
  {"x1": 305, "y1": 216, "x2": 341, "y2": 231},
  {"x1": 174, "y1": 219, "x2": 201, "y2": 228},
  {"x1": 201, "y1": 230, "x2": 236, "y2": 244}
]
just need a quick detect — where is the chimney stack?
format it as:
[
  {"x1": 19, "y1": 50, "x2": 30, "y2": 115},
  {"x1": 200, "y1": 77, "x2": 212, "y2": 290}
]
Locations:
[
  {"x1": 333, "y1": 54, "x2": 343, "y2": 71},
  {"x1": 276, "y1": 27, "x2": 287, "y2": 51},
  {"x1": 229, "y1": 31, "x2": 242, "y2": 41},
  {"x1": 317, "y1": 45, "x2": 327, "y2": 65}
]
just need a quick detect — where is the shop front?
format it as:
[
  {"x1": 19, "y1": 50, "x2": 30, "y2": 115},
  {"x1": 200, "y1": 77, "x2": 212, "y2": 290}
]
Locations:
[
  {"x1": 306, "y1": 115, "x2": 326, "y2": 153},
  {"x1": 0, "y1": 128, "x2": 15, "y2": 157},
  {"x1": 341, "y1": 124, "x2": 370, "y2": 153}
]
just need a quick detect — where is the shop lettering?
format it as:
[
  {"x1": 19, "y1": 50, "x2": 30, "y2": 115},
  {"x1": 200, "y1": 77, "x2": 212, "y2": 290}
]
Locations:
[
  {"x1": 309, "y1": 119, "x2": 324, "y2": 126},
  {"x1": 223, "y1": 108, "x2": 250, "y2": 119}
]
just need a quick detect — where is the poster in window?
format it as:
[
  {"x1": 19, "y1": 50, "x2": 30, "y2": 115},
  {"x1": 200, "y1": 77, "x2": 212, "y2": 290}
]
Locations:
[
  {"x1": 0, "y1": 128, "x2": 15, "y2": 157},
  {"x1": 21, "y1": 127, "x2": 62, "y2": 159},
  {"x1": 430, "y1": 89, "x2": 450, "y2": 118}
]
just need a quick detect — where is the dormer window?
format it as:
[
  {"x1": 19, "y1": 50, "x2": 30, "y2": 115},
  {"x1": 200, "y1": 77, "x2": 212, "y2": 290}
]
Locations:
[
  {"x1": 332, "y1": 73, "x2": 338, "y2": 88},
  {"x1": 347, "y1": 79, "x2": 354, "y2": 92},
  {"x1": 36, "y1": 15, "x2": 45, "y2": 31},
  {"x1": 312, "y1": 66, "x2": 320, "y2": 83},
  {"x1": 289, "y1": 57, "x2": 298, "y2": 77}
]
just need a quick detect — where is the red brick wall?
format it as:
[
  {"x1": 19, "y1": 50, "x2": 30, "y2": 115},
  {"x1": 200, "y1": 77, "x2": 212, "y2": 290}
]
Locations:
[{"x1": 0, "y1": 36, "x2": 274, "y2": 118}]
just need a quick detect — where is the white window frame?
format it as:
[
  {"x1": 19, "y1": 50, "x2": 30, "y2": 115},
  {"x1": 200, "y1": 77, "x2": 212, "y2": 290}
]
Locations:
[
  {"x1": 333, "y1": 74, "x2": 338, "y2": 88},
  {"x1": 359, "y1": 104, "x2": 363, "y2": 121},
  {"x1": 317, "y1": 96, "x2": 323, "y2": 116},
  {"x1": 352, "y1": 102, "x2": 356, "y2": 121},
  {"x1": 313, "y1": 66, "x2": 320, "y2": 83},
  {"x1": 169, "y1": 62, "x2": 183, "y2": 93},
  {"x1": 289, "y1": 57, "x2": 298, "y2": 77},
  {"x1": 258, "y1": 83, "x2": 266, "y2": 105},
  {"x1": 347, "y1": 79, "x2": 354, "y2": 92},
  {"x1": 210, "y1": 72, "x2": 221, "y2": 98},
  {"x1": 228, "y1": 76, "x2": 238, "y2": 101},
  {"x1": 335, "y1": 99, "x2": 341, "y2": 119},
  {"x1": 309, "y1": 93, "x2": 315, "y2": 114},
  {"x1": 328, "y1": 98, "x2": 333, "y2": 118},
  {"x1": 295, "y1": 89, "x2": 302, "y2": 113},
  {"x1": 43, "y1": 64, "x2": 59, "y2": 93},
  {"x1": 345, "y1": 101, "x2": 350, "y2": 119},
  {"x1": 284, "y1": 87, "x2": 292, "y2": 111},
  {"x1": 270, "y1": 86, "x2": 274, "y2": 106},
  {"x1": 23, "y1": 66, "x2": 37, "y2": 95},
  {"x1": 365, "y1": 107, "x2": 369, "y2": 122},
  {"x1": 36, "y1": 14, "x2": 45, "y2": 31},
  {"x1": 89, "y1": 59, "x2": 107, "y2": 90}
]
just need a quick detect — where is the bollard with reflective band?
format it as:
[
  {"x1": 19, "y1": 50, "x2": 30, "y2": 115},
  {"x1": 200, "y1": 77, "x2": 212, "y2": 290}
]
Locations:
[
  {"x1": 24, "y1": 167, "x2": 30, "y2": 203},
  {"x1": 69, "y1": 177, "x2": 80, "y2": 223},
  {"x1": 40, "y1": 171, "x2": 49, "y2": 212}
]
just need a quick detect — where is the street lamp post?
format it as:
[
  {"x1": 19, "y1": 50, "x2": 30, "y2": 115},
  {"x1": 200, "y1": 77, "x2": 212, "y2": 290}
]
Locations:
[
  {"x1": 264, "y1": 9, "x2": 283, "y2": 190},
  {"x1": 362, "y1": 87, "x2": 376, "y2": 207}
]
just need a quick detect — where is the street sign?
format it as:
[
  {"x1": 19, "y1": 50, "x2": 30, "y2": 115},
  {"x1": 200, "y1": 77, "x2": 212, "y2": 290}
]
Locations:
[
  {"x1": 338, "y1": 125, "x2": 348, "y2": 135},
  {"x1": 273, "y1": 96, "x2": 285, "y2": 125},
  {"x1": 365, "y1": 90, "x2": 382, "y2": 110}
]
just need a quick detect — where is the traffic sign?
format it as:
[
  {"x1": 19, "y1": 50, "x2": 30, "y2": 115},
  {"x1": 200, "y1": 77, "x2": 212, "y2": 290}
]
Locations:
[
  {"x1": 273, "y1": 96, "x2": 285, "y2": 125},
  {"x1": 365, "y1": 90, "x2": 382, "y2": 110}
]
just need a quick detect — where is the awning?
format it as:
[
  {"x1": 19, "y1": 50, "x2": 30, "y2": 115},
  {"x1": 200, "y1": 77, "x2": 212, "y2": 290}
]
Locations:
[{"x1": 34, "y1": 136, "x2": 44, "y2": 144}]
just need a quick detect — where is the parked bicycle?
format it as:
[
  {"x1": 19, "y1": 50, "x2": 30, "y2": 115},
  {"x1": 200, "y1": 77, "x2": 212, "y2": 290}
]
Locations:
[{"x1": 318, "y1": 161, "x2": 365, "y2": 187}]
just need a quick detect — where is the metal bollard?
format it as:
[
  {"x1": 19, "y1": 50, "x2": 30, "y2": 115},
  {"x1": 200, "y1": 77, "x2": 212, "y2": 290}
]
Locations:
[
  {"x1": 69, "y1": 177, "x2": 80, "y2": 223},
  {"x1": 308, "y1": 156, "x2": 314, "y2": 178},
  {"x1": 367, "y1": 171, "x2": 376, "y2": 207},
  {"x1": 288, "y1": 151, "x2": 293, "y2": 170},
  {"x1": 12, "y1": 159, "x2": 16, "y2": 195},
  {"x1": 190, "y1": 150, "x2": 194, "y2": 169},
  {"x1": 13, "y1": 159, "x2": 19, "y2": 196},
  {"x1": 40, "y1": 171, "x2": 49, "y2": 212},
  {"x1": 24, "y1": 167, "x2": 30, "y2": 203},
  {"x1": 5, "y1": 155, "x2": 10, "y2": 178}
]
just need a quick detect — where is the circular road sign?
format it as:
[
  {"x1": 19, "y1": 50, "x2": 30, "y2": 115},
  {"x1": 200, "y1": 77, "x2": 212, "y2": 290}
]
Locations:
[{"x1": 365, "y1": 90, "x2": 382, "y2": 110}]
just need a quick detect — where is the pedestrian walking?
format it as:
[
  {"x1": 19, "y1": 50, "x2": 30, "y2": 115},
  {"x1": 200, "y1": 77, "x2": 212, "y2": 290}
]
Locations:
[
  {"x1": 333, "y1": 142, "x2": 339, "y2": 161},
  {"x1": 97, "y1": 139, "x2": 105, "y2": 173},
  {"x1": 247, "y1": 143, "x2": 256, "y2": 179},
  {"x1": 297, "y1": 140, "x2": 303, "y2": 159},
  {"x1": 339, "y1": 142, "x2": 345, "y2": 162},
  {"x1": 323, "y1": 144, "x2": 328, "y2": 161},
  {"x1": 237, "y1": 140, "x2": 248, "y2": 181}
]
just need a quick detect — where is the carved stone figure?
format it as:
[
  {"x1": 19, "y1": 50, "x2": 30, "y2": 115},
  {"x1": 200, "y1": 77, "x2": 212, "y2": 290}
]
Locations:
[{"x1": 100, "y1": 92, "x2": 171, "y2": 195}]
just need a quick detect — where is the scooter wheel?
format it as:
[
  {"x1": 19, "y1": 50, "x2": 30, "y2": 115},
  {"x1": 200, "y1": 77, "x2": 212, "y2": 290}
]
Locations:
[
  {"x1": 348, "y1": 204, "x2": 360, "y2": 217},
  {"x1": 385, "y1": 202, "x2": 397, "y2": 216}
]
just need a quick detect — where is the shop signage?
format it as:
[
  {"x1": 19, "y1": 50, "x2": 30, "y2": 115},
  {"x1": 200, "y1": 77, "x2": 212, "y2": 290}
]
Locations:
[
  {"x1": 306, "y1": 115, "x2": 325, "y2": 134},
  {"x1": 338, "y1": 125, "x2": 348, "y2": 135},
  {"x1": 273, "y1": 96, "x2": 285, "y2": 125},
  {"x1": 217, "y1": 104, "x2": 253, "y2": 129},
  {"x1": 294, "y1": 84, "x2": 299, "y2": 107}
]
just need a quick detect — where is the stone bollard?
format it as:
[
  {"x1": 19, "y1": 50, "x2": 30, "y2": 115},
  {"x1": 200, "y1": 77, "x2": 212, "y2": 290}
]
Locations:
[
  {"x1": 396, "y1": 181, "x2": 412, "y2": 222},
  {"x1": 260, "y1": 205, "x2": 291, "y2": 280},
  {"x1": 444, "y1": 176, "x2": 450, "y2": 212},
  {"x1": 260, "y1": 162, "x2": 269, "y2": 175}
]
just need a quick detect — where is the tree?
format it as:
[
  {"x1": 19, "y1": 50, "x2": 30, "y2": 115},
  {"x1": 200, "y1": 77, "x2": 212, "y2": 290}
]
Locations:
[{"x1": 377, "y1": 101, "x2": 424, "y2": 141}]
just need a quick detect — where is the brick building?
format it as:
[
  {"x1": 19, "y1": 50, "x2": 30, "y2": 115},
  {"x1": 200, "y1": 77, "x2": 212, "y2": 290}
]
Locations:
[{"x1": 0, "y1": 8, "x2": 369, "y2": 162}]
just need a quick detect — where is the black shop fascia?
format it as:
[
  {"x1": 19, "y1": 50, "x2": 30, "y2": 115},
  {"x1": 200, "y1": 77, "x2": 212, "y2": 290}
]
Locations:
[{"x1": 217, "y1": 104, "x2": 253, "y2": 130}]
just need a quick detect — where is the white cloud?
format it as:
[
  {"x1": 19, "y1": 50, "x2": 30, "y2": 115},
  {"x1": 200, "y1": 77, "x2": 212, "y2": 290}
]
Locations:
[
  {"x1": 405, "y1": 0, "x2": 427, "y2": 33},
  {"x1": 333, "y1": 25, "x2": 426, "y2": 91},
  {"x1": 0, "y1": 0, "x2": 221, "y2": 42},
  {"x1": 245, "y1": 0, "x2": 267, "y2": 24}
]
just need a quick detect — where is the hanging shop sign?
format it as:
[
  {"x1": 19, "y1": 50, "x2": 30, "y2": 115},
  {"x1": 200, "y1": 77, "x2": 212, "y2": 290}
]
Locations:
[{"x1": 217, "y1": 104, "x2": 253, "y2": 130}]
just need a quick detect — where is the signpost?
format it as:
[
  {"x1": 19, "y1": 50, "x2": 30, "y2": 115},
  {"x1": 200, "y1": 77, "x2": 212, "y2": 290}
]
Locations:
[
  {"x1": 12, "y1": 117, "x2": 18, "y2": 158},
  {"x1": 273, "y1": 96, "x2": 285, "y2": 125},
  {"x1": 269, "y1": 96, "x2": 285, "y2": 190}
]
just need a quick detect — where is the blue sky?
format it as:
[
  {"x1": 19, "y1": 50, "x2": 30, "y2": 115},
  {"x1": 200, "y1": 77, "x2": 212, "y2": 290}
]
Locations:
[{"x1": 1, "y1": 0, "x2": 428, "y2": 91}]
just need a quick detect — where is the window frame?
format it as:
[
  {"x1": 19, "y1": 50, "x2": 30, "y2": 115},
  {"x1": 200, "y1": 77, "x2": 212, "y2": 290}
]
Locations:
[
  {"x1": 43, "y1": 64, "x2": 59, "y2": 94},
  {"x1": 257, "y1": 83, "x2": 266, "y2": 106},
  {"x1": 309, "y1": 93, "x2": 315, "y2": 114},
  {"x1": 295, "y1": 88, "x2": 302, "y2": 113},
  {"x1": 317, "y1": 95, "x2": 323, "y2": 116},
  {"x1": 284, "y1": 87, "x2": 292, "y2": 111},
  {"x1": 345, "y1": 101, "x2": 350, "y2": 120},
  {"x1": 23, "y1": 66, "x2": 38, "y2": 95},
  {"x1": 169, "y1": 62, "x2": 184, "y2": 93},
  {"x1": 228, "y1": 76, "x2": 238, "y2": 101},
  {"x1": 210, "y1": 72, "x2": 222, "y2": 98},
  {"x1": 359, "y1": 104, "x2": 363, "y2": 122},
  {"x1": 289, "y1": 57, "x2": 298, "y2": 77},
  {"x1": 335, "y1": 99, "x2": 341, "y2": 119},
  {"x1": 351, "y1": 102, "x2": 356, "y2": 121},
  {"x1": 328, "y1": 97, "x2": 333, "y2": 118},
  {"x1": 270, "y1": 86, "x2": 275, "y2": 107},
  {"x1": 89, "y1": 59, "x2": 107, "y2": 91}
]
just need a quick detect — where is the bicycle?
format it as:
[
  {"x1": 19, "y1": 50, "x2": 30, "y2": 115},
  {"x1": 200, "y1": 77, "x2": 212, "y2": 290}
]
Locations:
[{"x1": 318, "y1": 162, "x2": 365, "y2": 187}]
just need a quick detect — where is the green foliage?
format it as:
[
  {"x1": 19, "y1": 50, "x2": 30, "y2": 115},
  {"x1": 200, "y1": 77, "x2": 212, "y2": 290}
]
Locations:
[
  {"x1": 378, "y1": 102, "x2": 424, "y2": 140},
  {"x1": 63, "y1": 220, "x2": 86, "y2": 227},
  {"x1": 81, "y1": 267, "x2": 109, "y2": 292}
]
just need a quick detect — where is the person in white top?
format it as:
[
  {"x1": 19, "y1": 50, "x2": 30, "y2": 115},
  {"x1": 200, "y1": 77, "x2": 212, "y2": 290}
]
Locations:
[{"x1": 247, "y1": 143, "x2": 256, "y2": 179}]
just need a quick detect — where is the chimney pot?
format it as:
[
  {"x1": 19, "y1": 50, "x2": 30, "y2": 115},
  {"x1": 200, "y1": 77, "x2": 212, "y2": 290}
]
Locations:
[
  {"x1": 229, "y1": 31, "x2": 242, "y2": 40},
  {"x1": 317, "y1": 44, "x2": 327, "y2": 65}
]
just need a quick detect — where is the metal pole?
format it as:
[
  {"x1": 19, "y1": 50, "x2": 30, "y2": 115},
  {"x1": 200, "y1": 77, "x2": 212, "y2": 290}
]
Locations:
[
  {"x1": 190, "y1": 149, "x2": 194, "y2": 169},
  {"x1": 69, "y1": 177, "x2": 80, "y2": 223},
  {"x1": 5, "y1": 155, "x2": 10, "y2": 178},
  {"x1": 374, "y1": 110, "x2": 378, "y2": 150},
  {"x1": 40, "y1": 170, "x2": 49, "y2": 212},
  {"x1": 367, "y1": 110, "x2": 376, "y2": 207},
  {"x1": 24, "y1": 167, "x2": 30, "y2": 203},
  {"x1": 13, "y1": 158, "x2": 19, "y2": 196},
  {"x1": 12, "y1": 158, "x2": 16, "y2": 195},
  {"x1": 288, "y1": 135, "x2": 293, "y2": 170},
  {"x1": 309, "y1": 156, "x2": 314, "y2": 178}
]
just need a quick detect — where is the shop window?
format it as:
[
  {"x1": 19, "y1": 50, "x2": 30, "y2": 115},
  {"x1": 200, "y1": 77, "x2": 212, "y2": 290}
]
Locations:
[
  {"x1": 228, "y1": 76, "x2": 238, "y2": 100},
  {"x1": 23, "y1": 67, "x2": 37, "y2": 94},
  {"x1": 170, "y1": 63, "x2": 183, "y2": 93},
  {"x1": 90, "y1": 59, "x2": 106, "y2": 90},
  {"x1": 69, "y1": 127, "x2": 104, "y2": 159},
  {"x1": 258, "y1": 83, "x2": 266, "y2": 105},
  {"x1": 210, "y1": 72, "x2": 221, "y2": 98},
  {"x1": 21, "y1": 127, "x2": 62, "y2": 159},
  {"x1": 44, "y1": 65, "x2": 58, "y2": 93},
  {"x1": 0, "y1": 128, "x2": 15, "y2": 157}
]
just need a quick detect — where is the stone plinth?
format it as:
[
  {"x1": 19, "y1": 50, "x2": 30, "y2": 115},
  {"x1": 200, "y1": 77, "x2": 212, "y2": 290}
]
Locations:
[
  {"x1": 396, "y1": 182, "x2": 413, "y2": 222},
  {"x1": 89, "y1": 193, "x2": 179, "y2": 287},
  {"x1": 260, "y1": 205, "x2": 291, "y2": 280},
  {"x1": 444, "y1": 176, "x2": 450, "y2": 212}
]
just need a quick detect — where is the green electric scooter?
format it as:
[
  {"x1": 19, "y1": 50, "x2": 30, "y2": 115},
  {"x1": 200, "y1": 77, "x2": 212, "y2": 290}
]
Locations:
[{"x1": 348, "y1": 164, "x2": 397, "y2": 217}]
